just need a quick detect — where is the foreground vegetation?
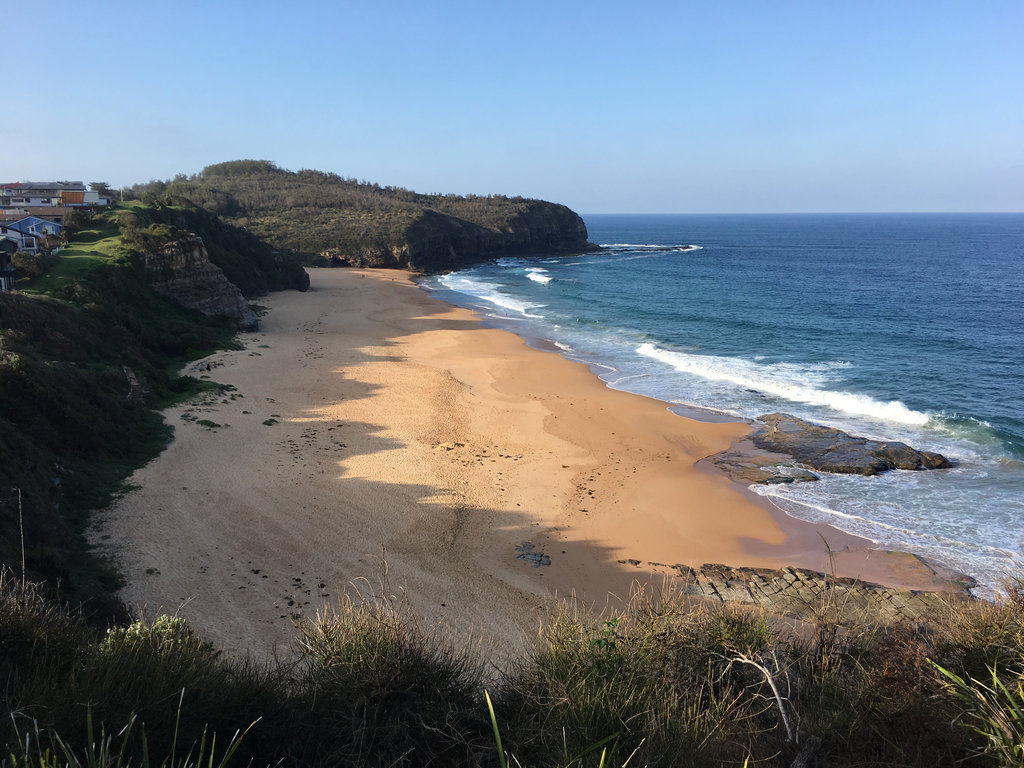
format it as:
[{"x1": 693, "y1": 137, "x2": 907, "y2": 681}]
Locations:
[{"x1": 4, "y1": 568, "x2": 1023, "y2": 767}]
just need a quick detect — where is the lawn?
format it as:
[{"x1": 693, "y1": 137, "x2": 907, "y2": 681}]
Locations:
[{"x1": 19, "y1": 219, "x2": 125, "y2": 297}]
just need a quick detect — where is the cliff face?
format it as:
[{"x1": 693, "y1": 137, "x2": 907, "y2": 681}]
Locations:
[
  {"x1": 408, "y1": 202, "x2": 592, "y2": 272},
  {"x1": 318, "y1": 202, "x2": 594, "y2": 272},
  {"x1": 134, "y1": 201, "x2": 311, "y2": 295},
  {"x1": 141, "y1": 236, "x2": 259, "y2": 330}
]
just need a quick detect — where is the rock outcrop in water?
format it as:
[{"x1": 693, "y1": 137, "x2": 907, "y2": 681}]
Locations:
[
  {"x1": 708, "y1": 412, "x2": 953, "y2": 484},
  {"x1": 141, "y1": 235, "x2": 259, "y2": 331}
]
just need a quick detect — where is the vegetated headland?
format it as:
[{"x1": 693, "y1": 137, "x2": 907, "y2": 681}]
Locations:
[
  {"x1": 141, "y1": 159, "x2": 597, "y2": 271},
  {"x1": 1, "y1": 162, "x2": 1020, "y2": 767}
]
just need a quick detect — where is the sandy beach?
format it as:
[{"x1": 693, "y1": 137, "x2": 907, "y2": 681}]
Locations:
[{"x1": 94, "y1": 269, "x2": 954, "y2": 658}]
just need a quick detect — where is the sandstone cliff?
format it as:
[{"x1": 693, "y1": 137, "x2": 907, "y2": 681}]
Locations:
[
  {"x1": 141, "y1": 236, "x2": 259, "y2": 331},
  {"x1": 125, "y1": 200, "x2": 311, "y2": 295}
]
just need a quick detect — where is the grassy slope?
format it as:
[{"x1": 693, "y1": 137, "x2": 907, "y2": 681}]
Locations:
[{"x1": 20, "y1": 219, "x2": 123, "y2": 296}]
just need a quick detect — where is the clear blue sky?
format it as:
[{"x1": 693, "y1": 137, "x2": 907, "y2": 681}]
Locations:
[{"x1": 5, "y1": 1, "x2": 1021, "y2": 213}]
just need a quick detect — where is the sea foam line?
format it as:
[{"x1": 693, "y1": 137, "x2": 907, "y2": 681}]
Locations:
[
  {"x1": 636, "y1": 343, "x2": 930, "y2": 426},
  {"x1": 601, "y1": 243, "x2": 703, "y2": 251},
  {"x1": 753, "y1": 483, "x2": 1022, "y2": 595}
]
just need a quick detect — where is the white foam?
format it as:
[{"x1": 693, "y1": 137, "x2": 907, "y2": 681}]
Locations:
[
  {"x1": 601, "y1": 243, "x2": 702, "y2": 251},
  {"x1": 439, "y1": 272, "x2": 545, "y2": 318},
  {"x1": 526, "y1": 268, "x2": 553, "y2": 284},
  {"x1": 636, "y1": 343, "x2": 931, "y2": 426},
  {"x1": 752, "y1": 470, "x2": 1024, "y2": 597}
]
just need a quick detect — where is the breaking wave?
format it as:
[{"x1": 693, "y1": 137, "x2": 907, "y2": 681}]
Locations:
[
  {"x1": 526, "y1": 268, "x2": 552, "y2": 284},
  {"x1": 636, "y1": 343, "x2": 931, "y2": 426}
]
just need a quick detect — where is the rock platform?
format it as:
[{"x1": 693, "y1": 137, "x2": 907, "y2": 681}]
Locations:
[{"x1": 619, "y1": 560, "x2": 973, "y2": 625}]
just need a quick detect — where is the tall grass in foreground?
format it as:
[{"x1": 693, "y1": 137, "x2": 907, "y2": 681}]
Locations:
[
  {"x1": 932, "y1": 663, "x2": 1024, "y2": 766},
  {"x1": 494, "y1": 601, "x2": 778, "y2": 766},
  {"x1": 5, "y1": 706, "x2": 256, "y2": 768},
  {"x1": 5, "y1": 565, "x2": 1024, "y2": 766}
]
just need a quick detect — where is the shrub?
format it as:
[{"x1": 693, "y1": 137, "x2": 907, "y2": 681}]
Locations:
[
  {"x1": 0, "y1": 567, "x2": 90, "y2": 704},
  {"x1": 10, "y1": 252, "x2": 51, "y2": 279},
  {"x1": 498, "y1": 597, "x2": 780, "y2": 767},
  {"x1": 291, "y1": 597, "x2": 489, "y2": 767}
]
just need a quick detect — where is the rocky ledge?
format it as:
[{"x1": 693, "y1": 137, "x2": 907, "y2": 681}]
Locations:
[
  {"x1": 708, "y1": 412, "x2": 952, "y2": 485},
  {"x1": 671, "y1": 563, "x2": 972, "y2": 623}
]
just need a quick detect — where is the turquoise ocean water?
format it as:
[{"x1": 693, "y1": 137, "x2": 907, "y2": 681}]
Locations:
[{"x1": 423, "y1": 214, "x2": 1024, "y2": 595}]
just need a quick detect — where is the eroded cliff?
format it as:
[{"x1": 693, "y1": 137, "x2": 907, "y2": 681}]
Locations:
[{"x1": 141, "y1": 236, "x2": 259, "y2": 330}]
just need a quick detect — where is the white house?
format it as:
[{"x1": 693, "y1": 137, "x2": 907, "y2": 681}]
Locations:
[{"x1": 0, "y1": 182, "x2": 92, "y2": 208}]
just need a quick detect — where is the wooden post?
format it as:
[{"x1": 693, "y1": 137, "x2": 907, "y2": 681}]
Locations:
[{"x1": 18, "y1": 487, "x2": 25, "y2": 588}]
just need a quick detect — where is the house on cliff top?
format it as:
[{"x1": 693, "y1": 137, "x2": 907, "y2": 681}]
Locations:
[
  {"x1": 0, "y1": 182, "x2": 108, "y2": 208},
  {"x1": 0, "y1": 216, "x2": 64, "y2": 255}
]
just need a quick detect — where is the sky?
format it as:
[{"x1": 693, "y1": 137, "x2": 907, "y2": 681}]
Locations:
[{"x1": 4, "y1": 1, "x2": 1022, "y2": 213}]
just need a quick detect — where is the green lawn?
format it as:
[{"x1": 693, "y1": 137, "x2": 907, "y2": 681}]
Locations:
[{"x1": 19, "y1": 220, "x2": 126, "y2": 296}]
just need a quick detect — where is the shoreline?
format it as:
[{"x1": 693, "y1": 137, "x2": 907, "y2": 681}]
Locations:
[
  {"x1": 93, "y1": 268, "x2": 964, "y2": 659},
  {"x1": 420, "y1": 278, "x2": 973, "y2": 590}
]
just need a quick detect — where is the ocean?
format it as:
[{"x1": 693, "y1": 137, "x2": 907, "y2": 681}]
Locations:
[{"x1": 423, "y1": 213, "x2": 1024, "y2": 595}]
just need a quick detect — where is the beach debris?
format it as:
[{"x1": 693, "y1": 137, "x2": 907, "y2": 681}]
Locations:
[{"x1": 516, "y1": 541, "x2": 551, "y2": 568}]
